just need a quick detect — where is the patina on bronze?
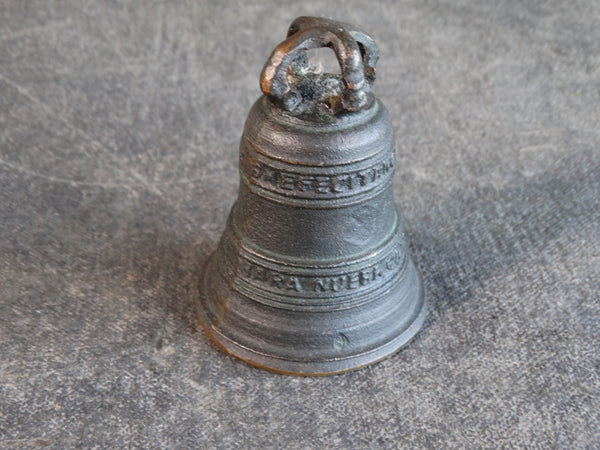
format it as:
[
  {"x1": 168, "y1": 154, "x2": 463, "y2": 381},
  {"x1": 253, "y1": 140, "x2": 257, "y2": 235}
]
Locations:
[{"x1": 198, "y1": 17, "x2": 426, "y2": 375}]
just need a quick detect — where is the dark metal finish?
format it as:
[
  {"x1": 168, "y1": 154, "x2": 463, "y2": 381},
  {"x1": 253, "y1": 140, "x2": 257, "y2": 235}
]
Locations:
[{"x1": 197, "y1": 17, "x2": 426, "y2": 375}]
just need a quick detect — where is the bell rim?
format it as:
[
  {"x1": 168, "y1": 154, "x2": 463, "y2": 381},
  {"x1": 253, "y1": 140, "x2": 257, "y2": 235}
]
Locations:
[{"x1": 196, "y1": 274, "x2": 426, "y2": 376}]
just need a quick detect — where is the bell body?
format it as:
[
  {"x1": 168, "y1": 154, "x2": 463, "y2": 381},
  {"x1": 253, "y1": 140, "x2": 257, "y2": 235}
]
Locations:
[
  {"x1": 198, "y1": 17, "x2": 425, "y2": 375},
  {"x1": 198, "y1": 95, "x2": 425, "y2": 374}
]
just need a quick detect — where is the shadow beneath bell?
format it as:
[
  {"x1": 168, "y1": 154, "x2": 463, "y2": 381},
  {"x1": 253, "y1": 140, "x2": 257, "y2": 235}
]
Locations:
[{"x1": 403, "y1": 160, "x2": 597, "y2": 331}]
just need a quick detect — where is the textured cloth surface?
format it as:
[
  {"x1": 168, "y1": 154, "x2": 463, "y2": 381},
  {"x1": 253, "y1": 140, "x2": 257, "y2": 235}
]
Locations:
[{"x1": 1, "y1": 1, "x2": 599, "y2": 448}]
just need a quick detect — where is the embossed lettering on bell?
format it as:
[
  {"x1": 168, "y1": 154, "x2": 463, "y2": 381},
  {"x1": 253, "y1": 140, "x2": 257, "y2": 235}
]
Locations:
[{"x1": 198, "y1": 17, "x2": 426, "y2": 375}]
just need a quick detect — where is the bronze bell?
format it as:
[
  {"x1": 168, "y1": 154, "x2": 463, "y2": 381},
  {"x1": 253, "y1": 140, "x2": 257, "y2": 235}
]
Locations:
[{"x1": 198, "y1": 17, "x2": 426, "y2": 375}]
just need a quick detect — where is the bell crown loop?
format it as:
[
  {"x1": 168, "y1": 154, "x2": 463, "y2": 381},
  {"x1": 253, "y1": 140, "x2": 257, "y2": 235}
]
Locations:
[{"x1": 260, "y1": 17, "x2": 379, "y2": 115}]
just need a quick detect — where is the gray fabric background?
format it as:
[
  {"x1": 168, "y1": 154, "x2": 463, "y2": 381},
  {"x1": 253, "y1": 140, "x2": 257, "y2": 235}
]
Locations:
[{"x1": 1, "y1": 0, "x2": 598, "y2": 448}]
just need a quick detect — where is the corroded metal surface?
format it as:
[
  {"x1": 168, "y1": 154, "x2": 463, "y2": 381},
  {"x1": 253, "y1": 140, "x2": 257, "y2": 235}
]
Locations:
[{"x1": 198, "y1": 17, "x2": 426, "y2": 375}]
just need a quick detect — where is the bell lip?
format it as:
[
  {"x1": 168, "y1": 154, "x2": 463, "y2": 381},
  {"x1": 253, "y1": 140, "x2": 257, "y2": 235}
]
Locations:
[{"x1": 196, "y1": 274, "x2": 426, "y2": 376}]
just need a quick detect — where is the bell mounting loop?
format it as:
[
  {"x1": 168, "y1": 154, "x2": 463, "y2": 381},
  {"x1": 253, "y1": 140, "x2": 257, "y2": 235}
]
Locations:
[{"x1": 260, "y1": 16, "x2": 380, "y2": 114}]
